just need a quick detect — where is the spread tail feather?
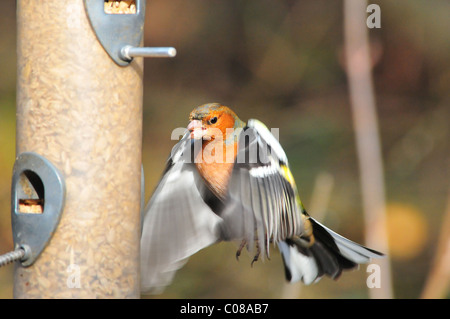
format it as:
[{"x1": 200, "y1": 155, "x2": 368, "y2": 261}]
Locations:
[{"x1": 278, "y1": 217, "x2": 384, "y2": 284}]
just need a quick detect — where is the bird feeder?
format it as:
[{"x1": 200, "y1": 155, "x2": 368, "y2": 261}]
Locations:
[{"x1": 13, "y1": 0, "x2": 175, "y2": 298}]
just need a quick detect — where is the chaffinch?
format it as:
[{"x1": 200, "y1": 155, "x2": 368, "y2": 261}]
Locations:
[{"x1": 141, "y1": 103, "x2": 383, "y2": 294}]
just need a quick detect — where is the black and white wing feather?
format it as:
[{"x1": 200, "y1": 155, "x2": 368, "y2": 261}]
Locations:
[
  {"x1": 219, "y1": 119, "x2": 305, "y2": 258},
  {"x1": 140, "y1": 132, "x2": 222, "y2": 294},
  {"x1": 220, "y1": 120, "x2": 384, "y2": 285}
]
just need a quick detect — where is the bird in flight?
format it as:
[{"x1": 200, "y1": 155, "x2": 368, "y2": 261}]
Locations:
[{"x1": 141, "y1": 103, "x2": 383, "y2": 294}]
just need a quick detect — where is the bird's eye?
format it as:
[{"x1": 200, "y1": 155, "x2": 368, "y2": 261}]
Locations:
[{"x1": 209, "y1": 117, "x2": 218, "y2": 124}]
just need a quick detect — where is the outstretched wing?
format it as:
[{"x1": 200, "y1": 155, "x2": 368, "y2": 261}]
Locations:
[
  {"x1": 219, "y1": 119, "x2": 306, "y2": 258},
  {"x1": 140, "y1": 132, "x2": 223, "y2": 294}
]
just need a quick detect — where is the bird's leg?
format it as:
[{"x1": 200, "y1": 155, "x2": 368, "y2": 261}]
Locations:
[
  {"x1": 251, "y1": 241, "x2": 261, "y2": 267},
  {"x1": 236, "y1": 239, "x2": 247, "y2": 261}
]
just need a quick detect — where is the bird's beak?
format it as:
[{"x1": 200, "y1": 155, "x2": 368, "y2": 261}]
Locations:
[{"x1": 187, "y1": 120, "x2": 210, "y2": 140}]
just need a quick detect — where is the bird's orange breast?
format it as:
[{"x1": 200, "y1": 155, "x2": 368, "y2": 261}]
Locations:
[{"x1": 195, "y1": 139, "x2": 238, "y2": 200}]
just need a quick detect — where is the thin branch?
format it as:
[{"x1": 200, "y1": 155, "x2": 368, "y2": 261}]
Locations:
[
  {"x1": 343, "y1": 0, "x2": 394, "y2": 299},
  {"x1": 421, "y1": 189, "x2": 450, "y2": 299}
]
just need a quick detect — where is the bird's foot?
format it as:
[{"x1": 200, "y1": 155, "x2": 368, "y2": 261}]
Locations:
[
  {"x1": 236, "y1": 239, "x2": 247, "y2": 261},
  {"x1": 251, "y1": 244, "x2": 261, "y2": 267}
]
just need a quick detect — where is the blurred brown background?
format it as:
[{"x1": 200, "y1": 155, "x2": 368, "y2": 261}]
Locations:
[{"x1": 0, "y1": 0, "x2": 449, "y2": 298}]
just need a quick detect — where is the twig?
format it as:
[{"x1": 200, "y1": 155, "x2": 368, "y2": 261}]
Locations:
[
  {"x1": 421, "y1": 189, "x2": 450, "y2": 299},
  {"x1": 343, "y1": 0, "x2": 394, "y2": 299}
]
